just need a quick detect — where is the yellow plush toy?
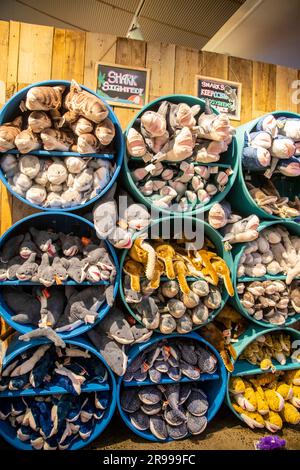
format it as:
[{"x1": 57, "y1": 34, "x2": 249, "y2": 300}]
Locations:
[
  {"x1": 282, "y1": 402, "x2": 300, "y2": 425},
  {"x1": 229, "y1": 377, "x2": 246, "y2": 395},
  {"x1": 276, "y1": 382, "x2": 293, "y2": 400},
  {"x1": 264, "y1": 411, "x2": 283, "y2": 433},
  {"x1": 285, "y1": 369, "x2": 300, "y2": 386},
  {"x1": 232, "y1": 404, "x2": 265, "y2": 429},
  {"x1": 264, "y1": 389, "x2": 285, "y2": 412},
  {"x1": 291, "y1": 385, "x2": 300, "y2": 408},
  {"x1": 255, "y1": 386, "x2": 269, "y2": 415},
  {"x1": 260, "y1": 358, "x2": 276, "y2": 372}
]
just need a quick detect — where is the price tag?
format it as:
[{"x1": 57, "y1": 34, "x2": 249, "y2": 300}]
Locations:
[{"x1": 210, "y1": 166, "x2": 218, "y2": 174}]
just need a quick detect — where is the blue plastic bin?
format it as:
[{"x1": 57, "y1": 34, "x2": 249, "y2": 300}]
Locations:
[
  {"x1": 119, "y1": 216, "x2": 233, "y2": 332},
  {"x1": 0, "y1": 212, "x2": 119, "y2": 338},
  {"x1": 0, "y1": 80, "x2": 124, "y2": 212},
  {"x1": 117, "y1": 332, "x2": 227, "y2": 442},
  {"x1": 0, "y1": 335, "x2": 116, "y2": 450},
  {"x1": 232, "y1": 220, "x2": 300, "y2": 328}
]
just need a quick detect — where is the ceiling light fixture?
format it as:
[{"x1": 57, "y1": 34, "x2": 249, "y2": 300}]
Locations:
[{"x1": 127, "y1": 0, "x2": 145, "y2": 40}]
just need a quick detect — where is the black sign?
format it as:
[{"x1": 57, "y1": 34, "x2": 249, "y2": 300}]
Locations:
[
  {"x1": 96, "y1": 62, "x2": 150, "y2": 108},
  {"x1": 195, "y1": 75, "x2": 242, "y2": 120}
]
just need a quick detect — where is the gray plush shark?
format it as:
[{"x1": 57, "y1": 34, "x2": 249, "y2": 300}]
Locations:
[
  {"x1": 59, "y1": 233, "x2": 82, "y2": 257},
  {"x1": 55, "y1": 286, "x2": 106, "y2": 332},
  {"x1": 19, "y1": 233, "x2": 40, "y2": 260},
  {"x1": 3, "y1": 287, "x2": 41, "y2": 325},
  {"x1": 99, "y1": 307, "x2": 134, "y2": 345},
  {"x1": 16, "y1": 253, "x2": 38, "y2": 281},
  {"x1": 29, "y1": 227, "x2": 58, "y2": 257},
  {"x1": 19, "y1": 328, "x2": 66, "y2": 348},
  {"x1": 0, "y1": 234, "x2": 24, "y2": 263},
  {"x1": 37, "y1": 286, "x2": 66, "y2": 327},
  {"x1": 87, "y1": 328, "x2": 127, "y2": 376},
  {"x1": 7, "y1": 256, "x2": 25, "y2": 280}
]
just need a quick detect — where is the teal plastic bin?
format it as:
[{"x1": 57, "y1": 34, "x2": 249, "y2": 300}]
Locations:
[
  {"x1": 229, "y1": 111, "x2": 300, "y2": 221},
  {"x1": 119, "y1": 215, "x2": 233, "y2": 332},
  {"x1": 226, "y1": 325, "x2": 300, "y2": 423},
  {"x1": 232, "y1": 220, "x2": 300, "y2": 328},
  {"x1": 122, "y1": 94, "x2": 238, "y2": 216}
]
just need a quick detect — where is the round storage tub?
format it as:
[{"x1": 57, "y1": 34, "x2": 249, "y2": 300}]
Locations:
[
  {"x1": 229, "y1": 111, "x2": 300, "y2": 221},
  {"x1": 0, "y1": 80, "x2": 124, "y2": 211},
  {"x1": 0, "y1": 212, "x2": 119, "y2": 338},
  {"x1": 120, "y1": 216, "x2": 233, "y2": 334},
  {"x1": 0, "y1": 335, "x2": 116, "y2": 450},
  {"x1": 232, "y1": 220, "x2": 300, "y2": 328},
  {"x1": 226, "y1": 325, "x2": 300, "y2": 429},
  {"x1": 123, "y1": 94, "x2": 238, "y2": 216},
  {"x1": 117, "y1": 332, "x2": 227, "y2": 442}
]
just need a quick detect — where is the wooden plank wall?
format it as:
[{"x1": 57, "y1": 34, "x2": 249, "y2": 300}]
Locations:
[{"x1": 0, "y1": 20, "x2": 299, "y2": 231}]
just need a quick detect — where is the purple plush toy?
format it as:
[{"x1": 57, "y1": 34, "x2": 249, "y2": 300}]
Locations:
[{"x1": 254, "y1": 435, "x2": 286, "y2": 451}]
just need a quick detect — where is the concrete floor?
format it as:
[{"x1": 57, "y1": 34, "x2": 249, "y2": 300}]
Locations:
[
  {"x1": 90, "y1": 406, "x2": 299, "y2": 451},
  {"x1": 0, "y1": 405, "x2": 299, "y2": 451}
]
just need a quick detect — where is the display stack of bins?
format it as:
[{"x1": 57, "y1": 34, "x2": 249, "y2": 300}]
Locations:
[
  {"x1": 117, "y1": 94, "x2": 239, "y2": 439},
  {"x1": 0, "y1": 81, "x2": 123, "y2": 449},
  {"x1": 226, "y1": 113, "x2": 300, "y2": 428}
]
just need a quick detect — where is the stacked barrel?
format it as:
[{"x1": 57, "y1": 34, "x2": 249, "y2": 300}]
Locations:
[{"x1": 0, "y1": 81, "x2": 123, "y2": 449}]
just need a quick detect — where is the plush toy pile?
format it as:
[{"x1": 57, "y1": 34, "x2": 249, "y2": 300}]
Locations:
[
  {"x1": 229, "y1": 370, "x2": 300, "y2": 431},
  {"x1": 126, "y1": 100, "x2": 235, "y2": 212},
  {"x1": 0, "y1": 228, "x2": 116, "y2": 285},
  {"x1": 120, "y1": 338, "x2": 217, "y2": 440},
  {"x1": 87, "y1": 307, "x2": 153, "y2": 377},
  {"x1": 239, "y1": 331, "x2": 300, "y2": 369},
  {"x1": 2, "y1": 284, "x2": 114, "y2": 333},
  {"x1": 0, "y1": 154, "x2": 115, "y2": 208},
  {"x1": 122, "y1": 237, "x2": 233, "y2": 333},
  {"x1": 0, "y1": 391, "x2": 110, "y2": 449},
  {"x1": 126, "y1": 277, "x2": 223, "y2": 334},
  {"x1": 0, "y1": 343, "x2": 108, "y2": 393},
  {"x1": 237, "y1": 280, "x2": 299, "y2": 325},
  {"x1": 92, "y1": 185, "x2": 151, "y2": 249},
  {"x1": 208, "y1": 201, "x2": 260, "y2": 247},
  {"x1": 200, "y1": 305, "x2": 248, "y2": 372},
  {"x1": 0, "y1": 81, "x2": 115, "y2": 155},
  {"x1": 237, "y1": 225, "x2": 300, "y2": 282},
  {"x1": 121, "y1": 383, "x2": 209, "y2": 440},
  {"x1": 242, "y1": 114, "x2": 300, "y2": 218},
  {"x1": 123, "y1": 338, "x2": 217, "y2": 383}
]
